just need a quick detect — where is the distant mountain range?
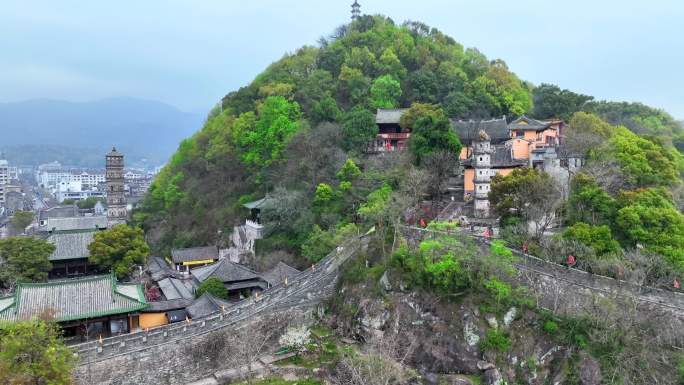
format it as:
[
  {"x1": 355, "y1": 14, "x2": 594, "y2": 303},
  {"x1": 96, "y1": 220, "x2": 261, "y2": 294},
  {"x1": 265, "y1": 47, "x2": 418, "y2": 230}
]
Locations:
[{"x1": 0, "y1": 97, "x2": 205, "y2": 168}]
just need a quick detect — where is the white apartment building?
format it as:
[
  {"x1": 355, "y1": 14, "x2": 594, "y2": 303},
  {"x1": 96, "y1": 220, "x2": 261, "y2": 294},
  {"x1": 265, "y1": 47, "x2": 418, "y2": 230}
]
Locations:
[{"x1": 37, "y1": 169, "x2": 106, "y2": 189}]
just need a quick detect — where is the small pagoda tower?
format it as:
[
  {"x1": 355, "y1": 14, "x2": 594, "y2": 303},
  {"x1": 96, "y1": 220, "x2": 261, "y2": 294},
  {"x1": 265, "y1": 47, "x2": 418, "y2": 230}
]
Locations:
[
  {"x1": 472, "y1": 130, "x2": 493, "y2": 218},
  {"x1": 106, "y1": 147, "x2": 127, "y2": 227},
  {"x1": 351, "y1": 1, "x2": 361, "y2": 20}
]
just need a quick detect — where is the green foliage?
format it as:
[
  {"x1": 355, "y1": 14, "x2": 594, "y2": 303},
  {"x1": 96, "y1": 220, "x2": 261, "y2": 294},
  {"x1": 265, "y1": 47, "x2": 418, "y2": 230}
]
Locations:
[
  {"x1": 566, "y1": 173, "x2": 616, "y2": 226},
  {"x1": 614, "y1": 189, "x2": 684, "y2": 271},
  {"x1": 88, "y1": 224, "x2": 150, "y2": 278},
  {"x1": 0, "y1": 320, "x2": 76, "y2": 385},
  {"x1": 489, "y1": 167, "x2": 557, "y2": 226},
  {"x1": 301, "y1": 223, "x2": 359, "y2": 263},
  {"x1": 76, "y1": 196, "x2": 105, "y2": 209},
  {"x1": 568, "y1": 111, "x2": 614, "y2": 139},
  {"x1": 358, "y1": 184, "x2": 392, "y2": 221},
  {"x1": 483, "y1": 277, "x2": 513, "y2": 308},
  {"x1": 234, "y1": 96, "x2": 302, "y2": 167},
  {"x1": 425, "y1": 220, "x2": 460, "y2": 232},
  {"x1": 0, "y1": 237, "x2": 54, "y2": 287},
  {"x1": 336, "y1": 159, "x2": 362, "y2": 182},
  {"x1": 401, "y1": 103, "x2": 462, "y2": 164},
  {"x1": 479, "y1": 329, "x2": 511, "y2": 353},
  {"x1": 314, "y1": 183, "x2": 336, "y2": 207},
  {"x1": 138, "y1": 16, "x2": 536, "y2": 252},
  {"x1": 370, "y1": 75, "x2": 402, "y2": 109},
  {"x1": 10, "y1": 211, "x2": 34, "y2": 233},
  {"x1": 195, "y1": 277, "x2": 229, "y2": 300},
  {"x1": 341, "y1": 106, "x2": 378, "y2": 152},
  {"x1": 584, "y1": 100, "x2": 684, "y2": 146},
  {"x1": 543, "y1": 320, "x2": 559, "y2": 334},
  {"x1": 608, "y1": 126, "x2": 679, "y2": 187},
  {"x1": 563, "y1": 223, "x2": 620, "y2": 256},
  {"x1": 532, "y1": 83, "x2": 593, "y2": 121}
]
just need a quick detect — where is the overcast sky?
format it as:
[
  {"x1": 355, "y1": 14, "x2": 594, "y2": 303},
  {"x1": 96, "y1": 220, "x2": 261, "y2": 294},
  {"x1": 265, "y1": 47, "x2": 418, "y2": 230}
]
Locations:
[{"x1": 2, "y1": 0, "x2": 682, "y2": 118}]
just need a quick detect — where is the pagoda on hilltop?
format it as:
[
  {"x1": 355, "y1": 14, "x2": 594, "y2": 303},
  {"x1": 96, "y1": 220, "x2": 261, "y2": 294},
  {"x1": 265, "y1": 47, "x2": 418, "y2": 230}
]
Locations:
[{"x1": 351, "y1": 1, "x2": 361, "y2": 20}]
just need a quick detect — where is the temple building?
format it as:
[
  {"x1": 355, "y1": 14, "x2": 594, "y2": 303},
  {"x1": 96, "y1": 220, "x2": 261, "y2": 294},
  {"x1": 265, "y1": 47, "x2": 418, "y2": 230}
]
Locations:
[
  {"x1": 370, "y1": 108, "x2": 411, "y2": 152},
  {"x1": 351, "y1": 1, "x2": 361, "y2": 20},
  {"x1": 0, "y1": 275, "x2": 147, "y2": 342}
]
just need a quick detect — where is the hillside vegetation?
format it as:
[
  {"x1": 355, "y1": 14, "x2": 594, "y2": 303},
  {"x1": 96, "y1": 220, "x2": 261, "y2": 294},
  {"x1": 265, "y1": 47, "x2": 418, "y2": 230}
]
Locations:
[
  {"x1": 136, "y1": 15, "x2": 684, "y2": 279},
  {"x1": 135, "y1": 16, "x2": 534, "y2": 255}
]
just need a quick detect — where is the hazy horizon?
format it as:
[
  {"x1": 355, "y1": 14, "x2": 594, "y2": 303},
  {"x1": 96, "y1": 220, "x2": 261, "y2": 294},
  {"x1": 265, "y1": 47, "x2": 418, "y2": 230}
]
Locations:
[{"x1": 2, "y1": 0, "x2": 683, "y2": 118}]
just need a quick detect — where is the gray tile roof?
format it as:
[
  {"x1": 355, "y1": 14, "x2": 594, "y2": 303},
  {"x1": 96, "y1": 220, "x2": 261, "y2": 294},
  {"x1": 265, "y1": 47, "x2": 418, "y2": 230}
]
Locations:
[
  {"x1": 508, "y1": 115, "x2": 550, "y2": 131},
  {"x1": 462, "y1": 144, "x2": 528, "y2": 168},
  {"x1": 158, "y1": 278, "x2": 194, "y2": 300},
  {"x1": 171, "y1": 246, "x2": 219, "y2": 264},
  {"x1": 0, "y1": 275, "x2": 147, "y2": 322},
  {"x1": 186, "y1": 293, "x2": 232, "y2": 319},
  {"x1": 46, "y1": 216, "x2": 108, "y2": 232},
  {"x1": 452, "y1": 117, "x2": 509, "y2": 145},
  {"x1": 47, "y1": 231, "x2": 95, "y2": 261},
  {"x1": 191, "y1": 259, "x2": 261, "y2": 283},
  {"x1": 147, "y1": 256, "x2": 182, "y2": 281},
  {"x1": 376, "y1": 108, "x2": 408, "y2": 124},
  {"x1": 144, "y1": 299, "x2": 193, "y2": 312},
  {"x1": 38, "y1": 206, "x2": 79, "y2": 221},
  {"x1": 261, "y1": 262, "x2": 301, "y2": 286}
]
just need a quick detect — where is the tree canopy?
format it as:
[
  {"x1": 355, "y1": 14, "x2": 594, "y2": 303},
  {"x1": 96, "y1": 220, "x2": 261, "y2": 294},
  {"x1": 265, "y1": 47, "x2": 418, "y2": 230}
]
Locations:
[
  {"x1": 195, "y1": 277, "x2": 229, "y2": 300},
  {"x1": 0, "y1": 237, "x2": 54, "y2": 288},
  {"x1": 88, "y1": 224, "x2": 150, "y2": 278},
  {"x1": 0, "y1": 320, "x2": 75, "y2": 385}
]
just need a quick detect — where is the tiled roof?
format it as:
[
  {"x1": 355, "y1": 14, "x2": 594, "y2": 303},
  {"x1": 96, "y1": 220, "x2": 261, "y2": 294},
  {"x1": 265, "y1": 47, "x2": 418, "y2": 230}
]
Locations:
[
  {"x1": 46, "y1": 216, "x2": 108, "y2": 232},
  {"x1": 171, "y1": 246, "x2": 219, "y2": 264},
  {"x1": 158, "y1": 278, "x2": 194, "y2": 300},
  {"x1": 47, "y1": 231, "x2": 95, "y2": 261},
  {"x1": 508, "y1": 115, "x2": 550, "y2": 131},
  {"x1": 38, "y1": 206, "x2": 79, "y2": 221},
  {"x1": 261, "y1": 262, "x2": 301, "y2": 286},
  {"x1": 144, "y1": 299, "x2": 193, "y2": 312},
  {"x1": 376, "y1": 108, "x2": 408, "y2": 124},
  {"x1": 452, "y1": 117, "x2": 509, "y2": 144},
  {"x1": 147, "y1": 256, "x2": 182, "y2": 281},
  {"x1": 242, "y1": 196, "x2": 275, "y2": 210},
  {"x1": 191, "y1": 259, "x2": 260, "y2": 283},
  {"x1": 0, "y1": 275, "x2": 147, "y2": 322},
  {"x1": 186, "y1": 293, "x2": 232, "y2": 319},
  {"x1": 462, "y1": 145, "x2": 528, "y2": 168}
]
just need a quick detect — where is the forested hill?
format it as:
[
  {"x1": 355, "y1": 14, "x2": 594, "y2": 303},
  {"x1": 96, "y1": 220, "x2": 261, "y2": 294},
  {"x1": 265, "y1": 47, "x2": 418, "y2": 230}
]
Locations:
[{"x1": 135, "y1": 15, "x2": 684, "y2": 261}]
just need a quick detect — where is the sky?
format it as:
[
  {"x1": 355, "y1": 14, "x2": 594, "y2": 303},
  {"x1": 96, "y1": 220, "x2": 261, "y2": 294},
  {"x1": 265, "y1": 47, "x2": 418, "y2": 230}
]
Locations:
[{"x1": 1, "y1": 0, "x2": 683, "y2": 118}]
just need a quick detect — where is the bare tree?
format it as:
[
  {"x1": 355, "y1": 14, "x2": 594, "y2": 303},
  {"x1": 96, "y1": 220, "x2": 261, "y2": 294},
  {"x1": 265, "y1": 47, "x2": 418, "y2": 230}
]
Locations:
[
  {"x1": 423, "y1": 150, "x2": 459, "y2": 204},
  {"x1": 582, "y1": 158, "x2": 630, "y2": 195},
  {"x1": 331, "y1": 330, "x2": 418, "y2": 385},
  {"x1": 224, "y1": 315, "x2": 288, "y2": 385}
]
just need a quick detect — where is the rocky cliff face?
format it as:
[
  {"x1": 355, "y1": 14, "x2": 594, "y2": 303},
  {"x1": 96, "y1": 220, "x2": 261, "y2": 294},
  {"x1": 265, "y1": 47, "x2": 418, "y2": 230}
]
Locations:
[{"x1": 328, "y1": 271, "x2": 602, "y2": 385}]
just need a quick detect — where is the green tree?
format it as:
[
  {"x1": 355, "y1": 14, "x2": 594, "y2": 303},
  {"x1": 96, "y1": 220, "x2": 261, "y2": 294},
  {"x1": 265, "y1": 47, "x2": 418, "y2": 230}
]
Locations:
[
  {"x1": 0, "y1": 237, "x2": 54, "y2": 287},
  {"x1": 76, "y1": 196, "x2": 105, "y2": 209},
  {"x1": 313, "y1": 183, "x2": 336, "y2": 208},
  {"x1": 608, "y1": 126, "x2": 679, "y2": 187},
  {"x1": 566, "y1": 173, "x2": 616, "y2": 226},
  {"x1": 195, "y1": 277, "x2": 229, "y2": 300},
  {"x1": 563, "y1": 222, "x2": 620, "y2": 256},
  {"x1": 10, "y1": 211, "x2": 34, "y2": 234},
  {"x1": 614, "y1": 189, "x2": 684, "y2": 271},
  {"x1": 311, "y1": 95, "x2": 340, "y2": 123},
  {"x1": 532, "y1": 83, "x2": 594, "y2": 121},
  {"x1": 235, "y1": 96, "x2": 301, "y2": 167},
  {"x1": 489, "y1": 168, "x2": 561, "y2": 238},
  {"x1": 370, "y1": 75, "x2": 402, "y2": 109},
  {"x1": 0, "y1": 320, "x2": 75, "y2": 385},
  {"x1": 336, "y1": 159, "x2": 361, "y2": 182},
  {"x1": 401, "y1": 103, "x2": 461, "y2": 164},
  {"x1": 88, "y1": 224, "x2": 150, "y2": 278},
  {"x1": 341, "y1": 106, "x2": 378, "y2": 151}
]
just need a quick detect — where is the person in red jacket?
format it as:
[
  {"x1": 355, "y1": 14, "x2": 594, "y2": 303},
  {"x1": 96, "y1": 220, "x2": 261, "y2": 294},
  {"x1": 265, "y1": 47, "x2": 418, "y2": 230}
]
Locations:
[{"x1": 567, "y1": 254, "x2": 576, "y2": 267}]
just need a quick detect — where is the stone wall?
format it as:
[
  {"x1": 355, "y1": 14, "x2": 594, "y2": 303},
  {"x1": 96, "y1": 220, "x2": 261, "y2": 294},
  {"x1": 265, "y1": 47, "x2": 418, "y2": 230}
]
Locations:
[
  {"x1": 401, "y1": 226, "x2": 684, "y2": 327},
  {"x1": 73, "y1": 239, "x2": 363, "y2": 385}
]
